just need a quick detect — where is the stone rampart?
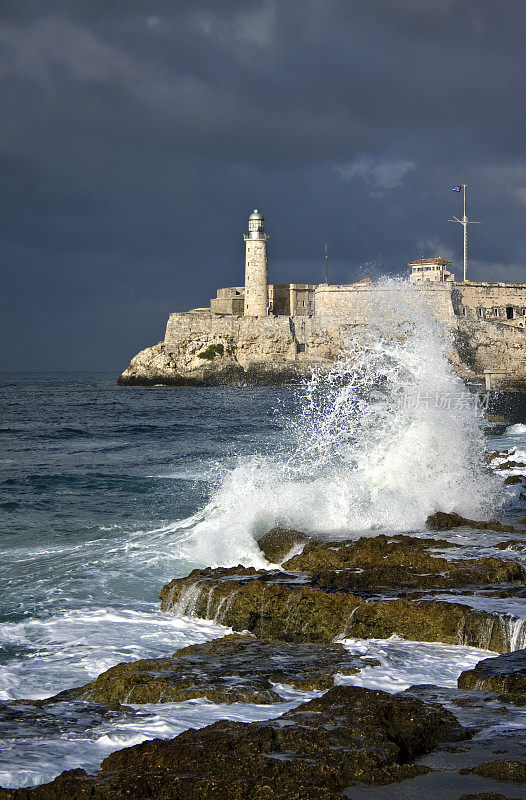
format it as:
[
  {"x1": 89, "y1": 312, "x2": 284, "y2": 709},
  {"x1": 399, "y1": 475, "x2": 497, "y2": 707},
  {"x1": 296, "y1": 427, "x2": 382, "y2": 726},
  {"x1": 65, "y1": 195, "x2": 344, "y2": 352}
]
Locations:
[
  {"x1": 119, "y1": 284, "x2": 525, "y2": 390},
  {"x1": 314, "y1": 283, "x2": 457, "y2": 326},
  {"x1": 454, "y1": 317, "x2": 526, "y2": 382},
  {"x1": 453, "y1": 283, "x2": 526, "y2": 326}
]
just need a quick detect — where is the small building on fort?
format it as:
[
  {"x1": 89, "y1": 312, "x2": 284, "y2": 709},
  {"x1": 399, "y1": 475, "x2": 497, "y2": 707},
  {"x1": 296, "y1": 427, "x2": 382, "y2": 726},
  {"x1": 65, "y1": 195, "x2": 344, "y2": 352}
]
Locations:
[{"x1": 409, "y1": 257, "x2": 455, "y2": 283}]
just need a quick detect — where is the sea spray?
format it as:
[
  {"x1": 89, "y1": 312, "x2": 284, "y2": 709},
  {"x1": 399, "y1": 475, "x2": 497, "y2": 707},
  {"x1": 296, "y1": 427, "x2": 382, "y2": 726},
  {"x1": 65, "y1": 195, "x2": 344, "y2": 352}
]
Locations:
[{"x1": 163, "y1": 278, "x2": 499, "y2": 567}]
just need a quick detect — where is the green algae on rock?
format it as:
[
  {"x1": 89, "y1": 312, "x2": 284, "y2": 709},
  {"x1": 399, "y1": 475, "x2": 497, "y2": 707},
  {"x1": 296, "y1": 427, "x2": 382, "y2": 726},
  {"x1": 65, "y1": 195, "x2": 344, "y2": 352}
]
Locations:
[
  {"x1": 458, "y1": 649, "x2": 526, "y2": 696},
  {"x1": 49, "y1": 635, "x2": 374, "y2": 705},
  {"x1": 160, "y1": 566, "x2": 520, "y2": 652},
  {"x1": 280, "y1": 534, "x2": 525, "y2": 590},
  {"x1": 459, "y1": 760, "x2": 526, "y2": 784},
  {"x1": 0, "y1": 686, "x2": 468, "y2": 800},
  {"x1": 257, "y1": 527, "x2": 310, "y2": 563},
  {"x1": 282, "y1": 534, "x2": 459, "y2": 572},
  {"x1": 426, "y1": 512, "x2": 519, "y2": 533}
]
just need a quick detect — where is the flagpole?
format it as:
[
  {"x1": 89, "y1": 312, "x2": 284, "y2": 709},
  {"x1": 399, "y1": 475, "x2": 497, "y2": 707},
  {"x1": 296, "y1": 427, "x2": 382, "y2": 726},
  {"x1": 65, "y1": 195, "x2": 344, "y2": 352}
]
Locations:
[
  {"x1": 463, "y1": 184, "x2": 467, "y2": 283},
  {"x1": 449, "y1": 184, "x2": 480, "y2": 283}
]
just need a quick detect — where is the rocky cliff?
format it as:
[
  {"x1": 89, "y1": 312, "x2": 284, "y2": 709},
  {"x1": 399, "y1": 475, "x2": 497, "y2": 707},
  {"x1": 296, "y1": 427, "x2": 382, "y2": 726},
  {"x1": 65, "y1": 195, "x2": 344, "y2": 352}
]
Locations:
[{"x1": 118, "y1": 308, "x2": 525, "y2": 391}]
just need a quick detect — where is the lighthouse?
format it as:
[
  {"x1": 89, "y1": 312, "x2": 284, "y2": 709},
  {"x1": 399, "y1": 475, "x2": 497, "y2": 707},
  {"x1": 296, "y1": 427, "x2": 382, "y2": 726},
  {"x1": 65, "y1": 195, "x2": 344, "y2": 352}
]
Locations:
[{"x1": 244, "y1": 209, "x2": 269, "y2": 316}]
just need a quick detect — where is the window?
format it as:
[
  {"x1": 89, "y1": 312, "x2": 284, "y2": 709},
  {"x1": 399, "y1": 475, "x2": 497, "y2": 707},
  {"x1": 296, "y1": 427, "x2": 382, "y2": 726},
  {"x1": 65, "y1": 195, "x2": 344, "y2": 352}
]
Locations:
[{"x1": 506, "y1": 307, "x2": 514, "y2": 319}]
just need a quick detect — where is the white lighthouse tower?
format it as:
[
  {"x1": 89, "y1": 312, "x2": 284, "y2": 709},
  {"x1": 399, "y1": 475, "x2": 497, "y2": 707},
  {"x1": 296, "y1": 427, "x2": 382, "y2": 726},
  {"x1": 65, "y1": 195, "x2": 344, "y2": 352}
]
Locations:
[{"x1": 244, "y1": 209, "x2": 269, "y2": 316}]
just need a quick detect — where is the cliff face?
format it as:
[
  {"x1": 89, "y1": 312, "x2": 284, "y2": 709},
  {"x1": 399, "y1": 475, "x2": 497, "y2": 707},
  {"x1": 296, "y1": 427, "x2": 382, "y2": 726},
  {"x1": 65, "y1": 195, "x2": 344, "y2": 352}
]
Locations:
[
  {"x1": 118, "y1": 309, "x2": 525, "y2": 390},
  {"x1": 117, "y1": 314, "x2": 334, "y2": 386}
]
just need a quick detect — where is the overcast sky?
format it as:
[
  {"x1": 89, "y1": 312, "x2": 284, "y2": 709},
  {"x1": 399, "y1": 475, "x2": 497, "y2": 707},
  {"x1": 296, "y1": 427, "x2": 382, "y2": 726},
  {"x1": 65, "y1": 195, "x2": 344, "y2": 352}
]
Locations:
[{"x1": 1, "y1": 0, "x2": 525, "y2": 371}]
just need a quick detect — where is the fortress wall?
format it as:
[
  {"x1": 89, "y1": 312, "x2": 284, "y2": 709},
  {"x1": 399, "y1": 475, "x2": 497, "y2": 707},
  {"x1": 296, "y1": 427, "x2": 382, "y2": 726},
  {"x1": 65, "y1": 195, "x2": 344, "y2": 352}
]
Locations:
[
  {"x1": 289, "y1": 284, "x2": 316, "y2": 316},
  {"x1": 453, "y1": 283, "x2": 526, "y2": 325},
  {"x1": 210, "y1": 297, "x2": 244, "y2": 314},
  {"x1": 164, "y1": 312, "x2": 299, "y2": 366},
  {"x1": 314, "y1": 284, "x2": 457, "y2": 327},
  {"x1": 161, "y1": 293, "x2": 524, "y2": 383},
  {"x1": 455, "y1": 317, "x2": 526, "y2": 379}
]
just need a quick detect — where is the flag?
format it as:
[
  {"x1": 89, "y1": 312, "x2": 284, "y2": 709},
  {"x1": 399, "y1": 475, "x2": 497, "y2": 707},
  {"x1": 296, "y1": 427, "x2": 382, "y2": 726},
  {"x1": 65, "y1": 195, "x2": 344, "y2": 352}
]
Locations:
[{"x1": 451, "y1": 186, "x2": 462, "y2": 191}]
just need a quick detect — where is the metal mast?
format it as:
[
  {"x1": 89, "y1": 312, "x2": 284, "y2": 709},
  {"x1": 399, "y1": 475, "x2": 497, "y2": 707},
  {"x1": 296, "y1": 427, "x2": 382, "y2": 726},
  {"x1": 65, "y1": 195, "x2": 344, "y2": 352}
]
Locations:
[
  {"x1": 323, "y1": 243, "x2": 329, "y2": 284},
  {"x1": 449, "y1": 185, "x2": 480, "y2": 282}
]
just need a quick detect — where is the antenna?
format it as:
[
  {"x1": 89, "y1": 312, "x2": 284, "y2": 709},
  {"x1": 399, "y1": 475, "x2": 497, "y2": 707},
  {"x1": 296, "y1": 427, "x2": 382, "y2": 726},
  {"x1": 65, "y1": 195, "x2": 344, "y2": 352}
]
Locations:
[
  {"x1": 449, "y1": 185, "x2": 481, "y2": 282},
  {"x1": 323, "y1": 243, "x2": 329, "y2": 284}
]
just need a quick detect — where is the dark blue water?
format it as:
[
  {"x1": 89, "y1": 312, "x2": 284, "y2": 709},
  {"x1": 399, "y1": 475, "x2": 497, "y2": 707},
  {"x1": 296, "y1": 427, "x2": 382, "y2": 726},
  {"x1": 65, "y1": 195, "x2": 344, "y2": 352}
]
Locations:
[
  {"x1": 0, "y1": 374, "x2": 296, "y2": 621},
  {"x1": 0, "y1": 374, "x2": 291, "y2": 535}
]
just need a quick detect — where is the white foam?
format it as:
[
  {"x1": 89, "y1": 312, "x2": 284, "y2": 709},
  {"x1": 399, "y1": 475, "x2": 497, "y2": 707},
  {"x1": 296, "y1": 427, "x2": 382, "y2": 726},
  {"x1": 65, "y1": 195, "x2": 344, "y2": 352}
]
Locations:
[
  {"x1": 0, "y1": 695, "x2": 309, "y2": 789},
  {"x1": 156, "y1": 279, "x2": 499, "y2": 568},
  {"x1": 336, "y1": 635, "x2": 497, "y2": 692},
  {"x1": 506, "y1": 423, "x2": 526, "y2": 436},
  {"x1": 0, "y1": 607, "x2": 231, "y2": 700}
]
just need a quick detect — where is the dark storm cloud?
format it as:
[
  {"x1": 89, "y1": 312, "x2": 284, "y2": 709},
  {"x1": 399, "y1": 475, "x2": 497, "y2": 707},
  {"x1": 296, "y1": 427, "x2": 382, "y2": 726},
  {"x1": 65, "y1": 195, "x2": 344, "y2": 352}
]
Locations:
[{"x1": 1, "y1": 0, "x2": 525, "y2": 369}]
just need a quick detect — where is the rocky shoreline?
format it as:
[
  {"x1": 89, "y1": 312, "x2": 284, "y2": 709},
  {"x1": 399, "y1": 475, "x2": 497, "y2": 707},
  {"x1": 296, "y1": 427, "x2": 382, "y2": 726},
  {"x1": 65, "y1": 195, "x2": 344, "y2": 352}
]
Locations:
[
  {"x1": 1, "y1": 500, "x2": 525, "y2": 799},
  {"x1": 116, "y1": 341, "x2": 319, "y2": 387}
]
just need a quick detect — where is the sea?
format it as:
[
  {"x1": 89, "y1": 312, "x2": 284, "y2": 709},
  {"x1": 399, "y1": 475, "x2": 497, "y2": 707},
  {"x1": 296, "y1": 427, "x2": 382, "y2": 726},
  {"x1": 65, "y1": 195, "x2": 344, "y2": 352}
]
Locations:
[{"x1": 1, "y1": 281, "x2": 525, "y2": 788}]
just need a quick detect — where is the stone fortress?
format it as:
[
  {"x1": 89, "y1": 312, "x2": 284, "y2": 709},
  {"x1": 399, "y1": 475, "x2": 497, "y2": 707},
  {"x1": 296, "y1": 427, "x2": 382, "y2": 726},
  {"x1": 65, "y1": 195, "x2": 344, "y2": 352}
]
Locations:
[{"x1": 119, "y1": 209, "x2": 526, "y2": 390}]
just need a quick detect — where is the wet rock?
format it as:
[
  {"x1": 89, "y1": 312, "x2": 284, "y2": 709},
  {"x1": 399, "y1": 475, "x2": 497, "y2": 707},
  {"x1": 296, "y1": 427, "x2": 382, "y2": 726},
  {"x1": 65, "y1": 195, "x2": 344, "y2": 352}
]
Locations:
[
  {"x1": 50, "y1": 635, "x2": 373, "y2": 704},
  {"x1": 503, "y1": 475, "x2": 525, "y2": 486},
  {"x1": 339, "y1": 598, "x2": 514, "y2": 652},
  {"x1": 484, "y1": 450, "x2": 512, "y2": 463},
  {"x1": 495, "y1": 461, "x2": 526, "y2": 470},
  {"x1": 310, "y1": 555, "x2": 524, "y2": 591},
  {"x1": 458, "y1": 650, "x2": 526, "y2": 696},
  {"x1": 160, "y1": 567, "x2": 518, "y2": 652},
  {"x1": 459, "y1": 760, "x2": 526, "y2": 783},
  {"x1": 273, "y1": 534, "x2": 524, "y2": 591},
  {"x1": 426, "y1": 512, "x2": 518, "y2": 533},
  {"x1": 457, "y1": 794, "x2": 522, "y2": 800},
  {"x1": 257, "y1": 528, "x2": 310, "y2": 563},
  {"x1": 116, "y1": 342, "x2": 186, "y2": 386},
  {"x1": 0, "y1": 699, "x2": 136, "y2": 739},
  {"x1": 282, "y1": 534, "x2": 460, "y2": 573},
  {"x1": 161, "y1": 566, "x2": 363, "y2": 643},
  {"x1": 483, "y1": 425, "x2": 507, "y2": 435},
  {"x1": 0, "y1": 686, "x2": 468, "y2": 799},
  {"x1": 517, "y1": 517, "x2": 526, "y2": 525},
  {"x1": 494, "y1": 540, "x2": 526, "y2": 552}
]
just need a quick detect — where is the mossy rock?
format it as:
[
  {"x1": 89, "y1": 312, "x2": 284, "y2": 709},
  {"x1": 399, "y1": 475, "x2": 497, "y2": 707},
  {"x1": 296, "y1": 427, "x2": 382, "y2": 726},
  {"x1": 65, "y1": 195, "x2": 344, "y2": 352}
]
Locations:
[
  {"x1": 504, "y1": 475, "x2": 525, "y2": 486},
  {"x1": 280, "y1": 534, "x2": 524, "y2": 590},
  {"x1": 494, "y1": 539, "x2": 526, "y2": 552},
  {"x1": 426, "y1": 512, "x2": 518, "y2": 533},
  {"x1": 257, "y1": 527, "x2": 310, "y2": 563},
  {"x1": 458, "y1": 650, "x2": 526, "y2": 696},
  {"x1": 311, "y1": 556, "x2": 524, "y2": 592},
  {"x1": 459, "y1": 760, "x2": 526, "y2": 783},
  {"x1": 282, "y1": 534, "x2": 460, "y2": 573},
  {"x1": 160, "y1": 567, "x2": 516, "y2": 652},
  {"x1": 52, "y1": 635, "x2": 375, "y2": 705},
  {"x1": 0, "y1": 686, "x2": 467, "y2": 799},
  {"x1": 485, "y1": 450, "x2": 512, "y2": 463}
]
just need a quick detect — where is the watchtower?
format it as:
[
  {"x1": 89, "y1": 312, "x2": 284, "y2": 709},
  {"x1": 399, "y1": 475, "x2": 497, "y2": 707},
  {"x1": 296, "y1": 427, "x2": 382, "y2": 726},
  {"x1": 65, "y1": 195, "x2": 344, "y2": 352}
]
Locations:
[{"x1": 244, "y1": 209, "x2": 269, "y2": 316}]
